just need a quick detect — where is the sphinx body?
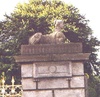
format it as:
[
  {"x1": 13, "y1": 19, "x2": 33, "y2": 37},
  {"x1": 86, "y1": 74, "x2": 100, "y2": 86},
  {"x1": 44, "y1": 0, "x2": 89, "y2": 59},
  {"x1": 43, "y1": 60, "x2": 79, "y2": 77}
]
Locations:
[{"x1": 29, "y1": 20, "x2": 66, "y2": 45}]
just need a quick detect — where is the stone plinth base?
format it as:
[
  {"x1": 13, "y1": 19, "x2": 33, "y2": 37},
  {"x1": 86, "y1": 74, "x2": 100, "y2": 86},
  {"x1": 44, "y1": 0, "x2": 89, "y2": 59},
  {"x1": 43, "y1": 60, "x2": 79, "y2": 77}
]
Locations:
[{"x1": 14, "y1": 43, "x2": 89, "y2": 97}]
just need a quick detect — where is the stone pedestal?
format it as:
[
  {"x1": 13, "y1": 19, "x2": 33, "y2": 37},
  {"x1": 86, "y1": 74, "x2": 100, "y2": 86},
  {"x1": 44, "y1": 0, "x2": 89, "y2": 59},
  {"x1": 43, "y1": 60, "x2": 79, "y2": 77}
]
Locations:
[{"x1": 14, "y1": 43, "x2": 90, "y2": 97}]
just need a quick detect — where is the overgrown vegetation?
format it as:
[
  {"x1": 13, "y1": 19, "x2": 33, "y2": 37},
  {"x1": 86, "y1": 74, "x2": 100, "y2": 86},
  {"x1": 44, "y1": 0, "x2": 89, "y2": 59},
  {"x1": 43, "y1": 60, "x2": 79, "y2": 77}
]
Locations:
[{"x1": 88, "y1": 75, "x2": 100, "y2": 97}]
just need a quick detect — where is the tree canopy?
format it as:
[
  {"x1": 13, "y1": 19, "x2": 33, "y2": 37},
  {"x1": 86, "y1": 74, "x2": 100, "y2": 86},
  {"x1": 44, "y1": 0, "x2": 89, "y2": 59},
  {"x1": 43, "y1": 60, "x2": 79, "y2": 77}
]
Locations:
[{"x1": 0, "y1": 0, "x2": 100, "y2": 83}]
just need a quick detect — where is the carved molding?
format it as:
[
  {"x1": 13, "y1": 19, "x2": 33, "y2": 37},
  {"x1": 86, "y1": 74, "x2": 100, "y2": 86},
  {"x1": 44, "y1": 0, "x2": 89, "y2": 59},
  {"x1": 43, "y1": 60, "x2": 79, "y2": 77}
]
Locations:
[
  {"x1": 21, "y1": 43, "x2": 82, "y2": 55},
  {"x1": 14, "y1": 53, "x2": 90, "y2": 63},
  {"x1": 33, "y1": 61, "x2": 72, "y2": 78}
]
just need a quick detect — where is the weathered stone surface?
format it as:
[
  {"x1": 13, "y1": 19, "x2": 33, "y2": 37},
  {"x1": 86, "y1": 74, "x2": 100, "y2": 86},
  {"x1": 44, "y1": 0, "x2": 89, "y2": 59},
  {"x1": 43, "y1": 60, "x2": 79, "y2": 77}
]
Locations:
[
  {"x1": 70, "y1": 76, "x2": 85, "y2": 88},
  {"x1": 33, "y1": 61, "x2": 72, "y2": 78},
  {"x1": 22, "y1": 78, "x2": 36, "y2": 90},
  {"x1": 54, "y1": 89, "x2": 85, "y2": 97},
  {"x1": 21, "y1": 64, "x2": 33, "y2": 77},
  {"x1": 14, "y1": 43, "x2": 89, "y2": 97},
  {"x1": 22, "y1": 90, "x2": 53, "y2": 97},
  {"x1": 14, "y1": 53, "x2": 90, "y2": 63},
  {"x1": 72, "y1": 62, "x2": 84, "y2": 75},
  {"x1": 38, "y1": 78, "x2": 69, "y2": 89},
  {"x1": 21, "y1": 43, "x2": 82, "y2": 55}
]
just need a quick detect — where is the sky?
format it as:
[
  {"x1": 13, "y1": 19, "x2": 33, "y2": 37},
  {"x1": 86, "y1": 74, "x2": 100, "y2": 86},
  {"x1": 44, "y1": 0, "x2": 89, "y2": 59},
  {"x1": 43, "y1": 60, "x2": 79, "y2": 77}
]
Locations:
[{"x1": 0, "y1": 0, "x2": 100, "y2": 57}]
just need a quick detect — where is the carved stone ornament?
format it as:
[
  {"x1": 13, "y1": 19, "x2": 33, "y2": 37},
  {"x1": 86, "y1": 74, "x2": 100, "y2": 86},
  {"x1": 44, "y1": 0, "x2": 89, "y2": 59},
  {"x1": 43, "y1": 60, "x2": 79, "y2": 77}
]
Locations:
[
  {"x1": 33, "y1": 61, "x2": 72, "y2": 78},
  {"x1": 29, "y1": 20, "x2": 66, "y2": 45}
]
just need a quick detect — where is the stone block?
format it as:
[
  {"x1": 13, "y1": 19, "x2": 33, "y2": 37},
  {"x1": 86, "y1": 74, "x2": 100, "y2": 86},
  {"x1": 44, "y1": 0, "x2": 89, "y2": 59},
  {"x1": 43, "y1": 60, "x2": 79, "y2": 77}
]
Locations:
[
  {"x1": 70, "y1": 76, "x2": 85, "y2": 88},
  {"x1": 14, "y1": 53, "x2": 90, "y2": 63},
  {"x1": 21, "y1": 43, "x2": 82, "y2": 55},
  {"x1": 33, "y1": 61, "x2": 72, "y2": 78},
  {"x1": 54, "y1": 89, "x2": 85, "y2": 97},
  {"x1": 72, "y1": 62, "x2": 84, "y2": 75},
  {"x1": 38, "y1": 78, "x2": 69, "y2": 89},
  {"x1": 22, "y1": 90, "x2": 53, "y2": 97},
  {"x1": 21, "y1": 64, "x2": 33, "y2": 78},
  {"x1": 22, "y1": 78, "x2": 36, "y2": 90}
]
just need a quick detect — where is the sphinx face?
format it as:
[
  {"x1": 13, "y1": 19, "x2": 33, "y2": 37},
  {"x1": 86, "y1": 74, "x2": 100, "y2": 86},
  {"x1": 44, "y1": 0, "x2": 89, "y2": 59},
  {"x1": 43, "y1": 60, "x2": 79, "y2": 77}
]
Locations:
[{"x1": 55, "y1": 20, "x2": 64, "y2": 29}]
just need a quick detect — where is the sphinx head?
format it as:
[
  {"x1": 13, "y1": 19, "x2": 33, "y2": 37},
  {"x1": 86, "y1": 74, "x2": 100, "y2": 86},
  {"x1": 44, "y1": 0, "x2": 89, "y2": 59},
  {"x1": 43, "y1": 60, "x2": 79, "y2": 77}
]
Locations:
[{"x1": 54, "y1": 20, "x2": 64, "y2": 29}]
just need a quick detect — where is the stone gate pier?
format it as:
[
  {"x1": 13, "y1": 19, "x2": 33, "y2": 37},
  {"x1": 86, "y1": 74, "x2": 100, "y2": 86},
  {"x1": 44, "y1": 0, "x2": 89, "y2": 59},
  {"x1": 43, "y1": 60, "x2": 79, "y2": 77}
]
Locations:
[{"x1": 14, "y1": 43, "x2": 90, "y2": 97}]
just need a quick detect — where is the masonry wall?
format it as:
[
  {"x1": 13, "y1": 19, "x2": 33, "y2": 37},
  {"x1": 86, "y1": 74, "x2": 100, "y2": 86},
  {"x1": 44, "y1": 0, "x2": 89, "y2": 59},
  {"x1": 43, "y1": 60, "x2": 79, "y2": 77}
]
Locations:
[
  {"x1": 14, "y1": 43, "x2": 89, "y2": 97},
  {"x1": 21, "y1": 62, "x2": 86, "y2": 97}
]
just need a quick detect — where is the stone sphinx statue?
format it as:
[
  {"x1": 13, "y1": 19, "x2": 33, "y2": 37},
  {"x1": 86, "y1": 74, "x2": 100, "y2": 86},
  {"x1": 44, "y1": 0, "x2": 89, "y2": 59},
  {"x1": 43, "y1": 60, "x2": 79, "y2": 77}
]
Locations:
[{"x1": 29, "y1": 20, "x2": 66, "y2": 45}]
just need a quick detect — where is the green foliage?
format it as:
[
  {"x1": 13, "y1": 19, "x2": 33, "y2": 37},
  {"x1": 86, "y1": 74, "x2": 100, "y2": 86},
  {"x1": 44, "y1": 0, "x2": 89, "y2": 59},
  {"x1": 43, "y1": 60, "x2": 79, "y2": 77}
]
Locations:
[
  {"x1": 88, "y1": 75, "x2": 100, "y2": 97},
  {"x1": 0, "y1": 0, "x2": 100, "y2": 84}
]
